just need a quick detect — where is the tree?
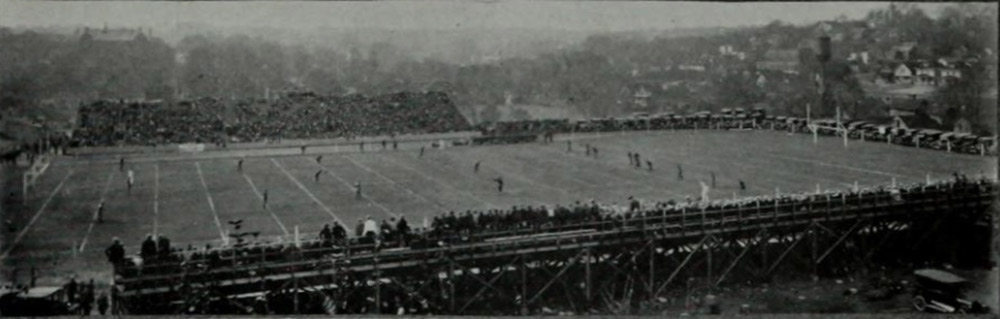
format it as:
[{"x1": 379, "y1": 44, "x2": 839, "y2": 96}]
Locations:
[{"x1": 0, "y1": 75, "x2": 40, "y2": 114}]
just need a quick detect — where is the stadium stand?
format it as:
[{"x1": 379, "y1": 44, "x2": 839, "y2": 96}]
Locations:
[
  {"x1": 476, "y1": 112, "x2": 996, "y2": 156},
  {"x1": 71, "y1": 91, "x2": 472, "y2": 147},
  {"x1": 110, "y1": 175, "x2": 993, "y2": 314}
]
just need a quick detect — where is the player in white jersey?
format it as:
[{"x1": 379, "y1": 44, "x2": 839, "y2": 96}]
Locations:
[{"x1": 127, "y1": 170, "x2": 134, "y2": 194}]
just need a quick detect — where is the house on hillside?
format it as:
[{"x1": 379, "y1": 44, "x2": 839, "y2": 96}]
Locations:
[
  {"x1": 885, "y1": 113, "x2": 945, "y2": 130},
  {"x1": 879, "y1": 63, "x2": 914, "y2": 83},
  {"x1": 619, "y1": 83, "x2": 655, "y2": 109},
  {"x1": 912, "y1": 62, "x2": 936, "y2": 85},
  {"x1": 952, "y1": 118, "x2": 973, "y2": 134}
]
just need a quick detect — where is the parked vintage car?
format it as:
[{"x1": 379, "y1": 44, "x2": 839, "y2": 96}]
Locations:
[
  {"x1": 911, "y1": 269, "x2": 988, "y2": 314},
  {"x1": 0, "y1": 285, "x2": 72, "y2": 316}
]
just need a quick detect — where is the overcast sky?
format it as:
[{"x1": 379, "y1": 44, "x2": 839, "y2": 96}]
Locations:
[{"x1": 0, "y1": 1, "x2": 970, "y2": 32}]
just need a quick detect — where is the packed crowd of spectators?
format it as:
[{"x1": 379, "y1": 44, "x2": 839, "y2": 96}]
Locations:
[
  {"x1": 72, "y1": 91, "x2": 472, "y2": 147},
  {"x1": 110, "y1": 175, "x2": 993, "y2": 314},
  {"x1": 111, "y1": 174, "x2": 992, "y2": 282},
  {"x1": 476, "y1": 112, "x2": 996, "y2": 155},
  {"x1": 74, "y1": 98, "x2": 224, "y2": 147}
]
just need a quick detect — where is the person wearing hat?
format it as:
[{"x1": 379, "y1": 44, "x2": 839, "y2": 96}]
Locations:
[{"x1": 104, "y1": 238, "x2": 125, "y2": 268}]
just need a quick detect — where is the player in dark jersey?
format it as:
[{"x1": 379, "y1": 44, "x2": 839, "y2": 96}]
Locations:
[
  {"x1": 474, "y1": 161, "x2": 481, "y2": 173},
  {"x1": 262, "y1": 190, "x2": 269, "y2": 209},
  {"x1": 676, "y1": 164, "x2": 683, "y2": 180},
  {"x1": 301, "y1": 145, "x2": 307, "y2": 154},
  {"x1": 739, "y1": 180, "x2": 746, "y2": 191},
  {"x1": 419, "y1": 146, "x2": 425, "y2": 157},
  {"x1": 237, "y1": 158, "x2": 244, "y2": 172},
  {"x1": 97, "y1": 201, "x2": 105, "y2": 223},
  {"x1": 316, "y1": 155, "x2": 323, "y2": 163},
  {"x1": 315, "y1": 170, "x2": 322, "y2": 182},
  {"x1": 393, "y1": 140, "x2": 398, "y2": 150},
  {"x1": 646, "y1": 160, "x2": 653, "y2": 171},
  {"x1": 634, "y1": 153, "x2": 641, "y2": 169},
  {"x1": 119, "y1": 157, "x2": 125, "y2": 172},
  {"x1": 494, "y1": 177, "x2": 504, "y2": 193},
  {"x1": 627, "y1": 152, "x2": 633, "y2": 166}
]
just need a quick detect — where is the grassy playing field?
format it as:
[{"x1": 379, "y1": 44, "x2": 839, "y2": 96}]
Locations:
[{"x1": 2, "y1": 129, "x2": 995, "y2": 285}]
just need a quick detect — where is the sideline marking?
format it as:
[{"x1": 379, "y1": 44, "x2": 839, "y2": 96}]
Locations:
[
  {"x1": 763, "y1": 153, "x2": 906, "y2": 178},
  {"x1": 240, "y1": 172, "x2": 291, "y2": 235},
  {"x1": 270, "y1": 158, "x2": 351, "y2": 224},
  {"x1": 78, "y1": 169, "x2": 117, "y2": 252},
  {"x1": 298, "y1": 158, "x2": 398, "y2": 218},
  {"x1": 342, "y1": 155, "x2": 449, "y2": 211},
  {"x1": 195, "y1": 162, "x2": 228, "y2": 242},
  {"x1": 381, "y1": 155, "x2": 501, "y2": 209},
  {"x1": 1, "y1": 170, "x2": 74, "y2": 258}
]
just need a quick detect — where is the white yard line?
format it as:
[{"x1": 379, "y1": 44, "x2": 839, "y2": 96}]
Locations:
[
  {"x1": 535, "y1": 146, "x2": 687, "y2": 198},
  {"x1": 472, "y1": 159, "x2": 567, "y2": 205},
  {"x1": 763, "y1": 153, "x2": 907, "y2": 179},
  {"x1": 269, "y1": 158, "x2": 349, "y2": 225},
  {"x1": 78, "y1": 169, "x2": 117, "y2": 252},
  {"x1": 297, "y1": 158, "x2": 399, "y2": 218},
  {"x1": 1, "y1": 170, "x2": 74, "y2": 258},
  {"x1": 380, "y1": 155, "x2": 501, "y2": 209},
  {"x1": 342, "y1": 155, "x2": 450, "y2": 211},
  {"x1": 240, "y1": 172, "x2": 291, "y2": 235},
  {"x1": 194, "y1": 162, "x2": 228, "y2": 242}
]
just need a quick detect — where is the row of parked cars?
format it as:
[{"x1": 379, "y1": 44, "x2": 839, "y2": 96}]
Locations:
[{"x1": 762, "y1": 116, "x2": 996, "y2": 155}]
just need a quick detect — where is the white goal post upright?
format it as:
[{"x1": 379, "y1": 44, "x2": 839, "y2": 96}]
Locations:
[
  {"x1": 21, "y1": 155, "x2": 52, "y2": 201},
  {"x1": 837, "y1": 105, "x2": 847, "y2": 148}
]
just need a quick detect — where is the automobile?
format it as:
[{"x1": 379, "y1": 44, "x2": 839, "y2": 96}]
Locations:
[
  {"x1": 0, "y1": 285, "x2": 72, "y2": 316},
  {"x1": 977, "y1": 136, "x2": 996, "y2": 153},
  {"x1": 847, "y1": 121, "x2": 868, "y2": 130},
  {"x1": 914, "y1": 129, "x2": 944, "y2": 147},
  {"x1": 911, "y1": 269, "x2": 989, "y2": 314}
]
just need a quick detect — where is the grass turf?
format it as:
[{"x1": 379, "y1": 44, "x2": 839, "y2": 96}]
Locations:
[{"x1": 2, "y1": 130, "x2": 994, "y2": 285}]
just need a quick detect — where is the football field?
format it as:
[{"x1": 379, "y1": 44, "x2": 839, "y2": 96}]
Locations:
[{"x1": 2, "y1": 130, "x2": 995, "y2": 285}]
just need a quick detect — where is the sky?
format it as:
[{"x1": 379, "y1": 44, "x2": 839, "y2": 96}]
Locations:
[{"x1": 0, "y1": 1, "x2": 969, "y2": 32}]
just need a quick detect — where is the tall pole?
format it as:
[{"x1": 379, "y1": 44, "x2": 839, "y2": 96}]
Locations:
[
  {"x1": 521, "y1": 257, "x2": 528, "y2": 315},
  {"x1": 806, "y1": 103, "x2": 811, "y2": 124},
  {"x1": 585, "y1": 249, "x2": 591, "y2": 304}
]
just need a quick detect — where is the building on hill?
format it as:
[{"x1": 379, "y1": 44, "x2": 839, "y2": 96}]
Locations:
[
  {"x1": 889, "y1": 114, "x2": 944, "y2": 130},
  {"x1": 879, "y1": 62, "x2": 914, "y2": 83}
]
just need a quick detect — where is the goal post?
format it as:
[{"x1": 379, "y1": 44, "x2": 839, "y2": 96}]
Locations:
[{"x1": 21, "y1": 155, "x2": 51, "y2": 201}]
